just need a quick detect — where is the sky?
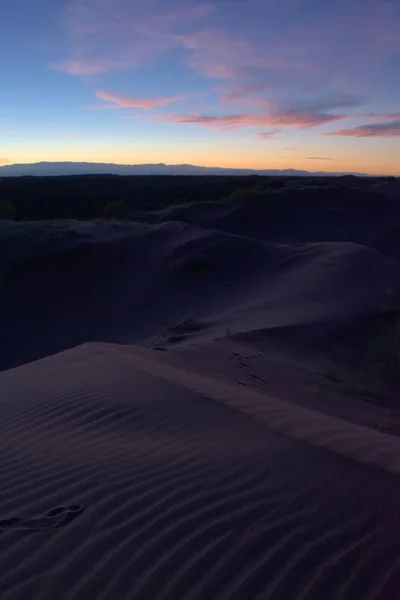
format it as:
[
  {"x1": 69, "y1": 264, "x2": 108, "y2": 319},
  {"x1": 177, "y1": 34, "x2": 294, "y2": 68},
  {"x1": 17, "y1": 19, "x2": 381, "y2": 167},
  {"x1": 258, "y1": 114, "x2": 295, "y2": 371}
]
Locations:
[{"x1": 0, "y1": 0, "x2": 399, "y2": 174}]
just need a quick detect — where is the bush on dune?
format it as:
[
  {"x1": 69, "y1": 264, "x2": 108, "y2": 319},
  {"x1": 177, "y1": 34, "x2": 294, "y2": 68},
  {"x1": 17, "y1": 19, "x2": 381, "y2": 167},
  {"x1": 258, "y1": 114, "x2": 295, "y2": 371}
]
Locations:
[
  {"x1": 362, "y1": 292, "x2": 400, "y2": 397},
  {"x1": 227, "y1": 187, "x2": 265, "y2": 204}
]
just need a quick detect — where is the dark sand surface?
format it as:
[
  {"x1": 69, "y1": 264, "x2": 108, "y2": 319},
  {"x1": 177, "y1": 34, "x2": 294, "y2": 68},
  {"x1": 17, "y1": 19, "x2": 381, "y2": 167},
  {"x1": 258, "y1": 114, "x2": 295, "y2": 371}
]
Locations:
[{"x1": 1, "y1": 343, "x2": 400, "y2": 599}]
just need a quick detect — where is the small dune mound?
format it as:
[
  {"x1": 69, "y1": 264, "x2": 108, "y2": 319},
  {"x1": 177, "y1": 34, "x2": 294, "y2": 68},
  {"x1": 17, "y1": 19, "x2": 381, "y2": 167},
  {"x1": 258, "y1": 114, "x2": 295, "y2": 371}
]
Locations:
[{"x1": 183, "y1": 186, "x2": 400, "y2": 261}]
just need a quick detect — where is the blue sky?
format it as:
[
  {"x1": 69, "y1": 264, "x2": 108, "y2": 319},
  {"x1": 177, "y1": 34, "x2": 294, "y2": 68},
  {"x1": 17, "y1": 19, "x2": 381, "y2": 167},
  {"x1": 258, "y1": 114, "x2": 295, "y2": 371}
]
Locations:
[{"x1": 1, "y1": 0, "x2": 399, "y2": 173}]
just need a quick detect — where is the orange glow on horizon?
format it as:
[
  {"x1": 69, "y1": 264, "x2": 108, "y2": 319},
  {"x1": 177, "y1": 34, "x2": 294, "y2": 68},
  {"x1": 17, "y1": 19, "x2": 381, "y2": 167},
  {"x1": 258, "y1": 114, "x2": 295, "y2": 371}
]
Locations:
[{"x1": 6, "y1": 148, "x2": 399, "y2": 176}]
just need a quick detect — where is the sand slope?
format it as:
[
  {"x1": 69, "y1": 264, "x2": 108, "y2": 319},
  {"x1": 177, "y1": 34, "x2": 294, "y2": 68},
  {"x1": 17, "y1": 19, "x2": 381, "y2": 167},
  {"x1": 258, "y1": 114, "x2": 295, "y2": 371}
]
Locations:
[
  {"x1": 2, "y1": 220, "x2": 400, "y2": 371},
  {"x1": 2, "y1": 342, "x2": 400, "y2": 599}
]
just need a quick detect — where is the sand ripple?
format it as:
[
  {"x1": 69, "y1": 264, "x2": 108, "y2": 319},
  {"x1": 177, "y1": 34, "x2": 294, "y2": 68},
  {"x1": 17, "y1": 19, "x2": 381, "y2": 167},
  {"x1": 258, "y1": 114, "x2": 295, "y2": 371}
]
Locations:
[{"x1": 1, "y1": 343, "x2": 400, "y2": 599}]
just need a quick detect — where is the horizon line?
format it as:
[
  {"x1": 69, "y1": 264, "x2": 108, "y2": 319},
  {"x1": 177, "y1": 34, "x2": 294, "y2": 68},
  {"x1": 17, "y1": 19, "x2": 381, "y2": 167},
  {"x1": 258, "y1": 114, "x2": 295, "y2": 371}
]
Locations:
[{"x1": 1, "y1": 160, "x2": 395, "y2": 177}]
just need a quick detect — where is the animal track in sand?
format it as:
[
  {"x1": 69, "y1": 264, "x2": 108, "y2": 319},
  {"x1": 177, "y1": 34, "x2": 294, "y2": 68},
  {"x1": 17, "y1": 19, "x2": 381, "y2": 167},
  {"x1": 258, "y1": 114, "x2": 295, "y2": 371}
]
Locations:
[{"x1": 0, "y1": 504, "x2": 84, "y2": 532}]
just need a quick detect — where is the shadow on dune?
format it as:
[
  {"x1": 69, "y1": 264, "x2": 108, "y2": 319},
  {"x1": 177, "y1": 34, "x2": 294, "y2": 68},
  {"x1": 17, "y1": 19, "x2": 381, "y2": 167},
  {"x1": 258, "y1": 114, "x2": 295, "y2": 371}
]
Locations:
[
  {"x1": 161, "y1": 186, "x2": 400, "y2": 261},
  {"x1": 2, "y1": 210, "x2": 400, "y2": 375}
]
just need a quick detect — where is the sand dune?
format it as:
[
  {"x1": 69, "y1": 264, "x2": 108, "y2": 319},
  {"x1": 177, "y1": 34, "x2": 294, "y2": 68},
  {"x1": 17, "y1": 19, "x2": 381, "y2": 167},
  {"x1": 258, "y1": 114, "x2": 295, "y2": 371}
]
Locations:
[
  {"x1": 1, "y1": 342, "x2": 400, "y2": 599},
  {"x1": 2, "y1": 189, "x2": 400, "y2": 598},
  {"x1": 2, "y1": 220, "x2": 400, "y2": 371}
]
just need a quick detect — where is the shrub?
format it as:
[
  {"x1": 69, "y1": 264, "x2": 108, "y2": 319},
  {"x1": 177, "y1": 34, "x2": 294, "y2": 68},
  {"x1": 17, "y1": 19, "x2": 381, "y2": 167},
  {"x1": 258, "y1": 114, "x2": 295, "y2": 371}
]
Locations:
[
  {"x1": 103, "y1": 200, "x2": 130, "y2": 219},
  {"x1": 362, "y1": 299, "x2": 400, "y2": 397},
  {"x1": 227, "y1": 187, "x2": 264, "y2": 204},
  {"x1": 365, "y1": 315, "x2": 400, "y2": 377},
  {"x1": 0, "y1": 200, "x2": 17, "y2": 220}
]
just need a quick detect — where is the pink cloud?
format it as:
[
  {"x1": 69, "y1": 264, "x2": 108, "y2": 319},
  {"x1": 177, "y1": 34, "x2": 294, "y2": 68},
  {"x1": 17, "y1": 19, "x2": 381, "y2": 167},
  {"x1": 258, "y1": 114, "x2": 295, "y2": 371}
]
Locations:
[
  {"x1": 327, "y1": 120, "x2": 400, "y2": 137},
  {"x1": 54, "y1": 0, "x2": 398, "y2": 146},
  {"x1": 361, "y1": 112, "x2": 400, "y2": 120},
  {"x1": 167, "y1": 109, "x2": 347, "y2": 132},
  {"x1": 63, "y1": 0, "x2": 215, "y2": 36},
  {"x1": 221, "y1": 84, "x2": 275, "y2": 103},
  {"x1": 58, "y1": 2, "x2": 312, "y2": 83},
  {"x1": 167, "y1": 113, "x2": 253, "y2": 131},
  {"x1": 0, "y1": 157, "x2": 9, "y2": 164},
  {"x1": 271, "y1": 111, "x2": 342, "y2": 127},
  {"x1": 176, "y1": 29, "x2": 310, "y2": 81},
  {"x1": 55, "y1": 0, "x2": 400, "y2": 109},
  {"x1": 166, "y1": 94, "x2": 360, "y2": 132},
  {"x1": 91, "y1": 90, "x2": 187, "y2": 110},
  {"x1": 57, "y1": 1, "x2": 216, "y2": 77},
  {"x1": 258, "y1": 130, "x2": 281, "y2": 139},
  {"x1": 268, "y1": 0, "x2": 400, "y2": 88}
]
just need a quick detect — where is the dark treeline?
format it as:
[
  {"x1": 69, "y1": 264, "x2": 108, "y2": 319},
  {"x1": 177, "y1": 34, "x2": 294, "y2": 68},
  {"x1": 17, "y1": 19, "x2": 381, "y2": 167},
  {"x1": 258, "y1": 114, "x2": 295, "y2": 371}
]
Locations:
[
  {"x1": 0, "y1": 175, "x2": 272, "y2": 220},
  {"x1": 0, "y1": 174, "x2": 392, "y2": 221}
]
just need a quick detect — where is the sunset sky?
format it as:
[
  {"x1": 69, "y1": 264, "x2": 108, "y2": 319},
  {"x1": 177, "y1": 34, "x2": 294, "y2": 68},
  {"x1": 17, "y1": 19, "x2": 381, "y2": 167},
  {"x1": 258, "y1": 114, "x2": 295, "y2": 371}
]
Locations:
[{"x1": 1, "y1": 0, "x2": 399, "y2": 174}]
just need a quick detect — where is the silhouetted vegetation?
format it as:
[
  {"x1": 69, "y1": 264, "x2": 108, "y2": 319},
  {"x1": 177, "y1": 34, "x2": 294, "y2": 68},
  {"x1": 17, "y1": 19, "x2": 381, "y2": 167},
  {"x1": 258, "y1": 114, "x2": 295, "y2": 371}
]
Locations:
[
  {"x1": 357, "y1": 291, "x2": 400, "y2": 398},
  {"x1": 227, "y1": 187, "x2": 265, "y2": 204},
  {"x1": 363, "y1": 313, "x2": 400, "y2": 398},
  {"x1": 0, "y1": 175, "x2": 270, "y2": 221},
  {"x1": 0, "y1": 174, "x2": 394, "y2": 222}
]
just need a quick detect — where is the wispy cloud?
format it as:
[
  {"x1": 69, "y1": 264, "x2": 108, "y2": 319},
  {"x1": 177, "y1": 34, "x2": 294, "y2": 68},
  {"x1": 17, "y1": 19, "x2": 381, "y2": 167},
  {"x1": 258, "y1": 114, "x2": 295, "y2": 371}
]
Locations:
[
  {"x1": 167, "y1": 112, "x2": 338, "y2": 131},
  {"x1": 266, "y1": 0, "x2": 400, "y2": 87},
  {"x1": 266, "y1": 94, "x2": 363, "y2": 128},
  {"x1": 57, "y1": 1, "x2": 311, "y2": 84},
  {"x1": 220, "y1": 84, "x2": 276, "y2": 103},
  {"x1": 53, "y1": 0, "x2": 398, "y2": 174},
  {"x1": 271, "y1": 110, "x2": 343, "y2": 128},
  {"x1": 63, "y1": 0, "x2": 215, "y2": 36},
  {"x1": 357, "y1": 112, "x2": 400, "y2": 120},
  {"x1": 328, "y1": 120, "x2": 400, "y2": 137},
  {"x1": 177, "y1": 29, "x2": 309, "y2": 81},
  {"x1": 305, "y1": 156, "x2": 334, "y2": 160},
  {"x1": 51, "y1": 59, "x2": 129, "y2": 75},
  {"x1": 56, "y1": 0, "x2": 400, "y2": 102},
  {"x1": 258, "y1": 130, "x2": 281, "y2": 139},
  {"x1": 91, "y1": 90, "x2": 187, "y2": 110},
  {"x1": 167, "y1": 94, "x2": 358, "y2": 132},
  {"x1": 56, "y1": 0, "x2": 217, "y2": 77},
  {"x1": 167, "y1": 113, "x2": 253, "y2": 131}
]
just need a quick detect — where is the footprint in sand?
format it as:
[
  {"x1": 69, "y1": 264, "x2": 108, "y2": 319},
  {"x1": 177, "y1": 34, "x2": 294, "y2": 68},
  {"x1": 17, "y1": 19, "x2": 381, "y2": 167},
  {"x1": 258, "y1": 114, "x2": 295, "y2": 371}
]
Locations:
[{"x1": 0, "y1": 504, "x2": 84, "y2": 532}]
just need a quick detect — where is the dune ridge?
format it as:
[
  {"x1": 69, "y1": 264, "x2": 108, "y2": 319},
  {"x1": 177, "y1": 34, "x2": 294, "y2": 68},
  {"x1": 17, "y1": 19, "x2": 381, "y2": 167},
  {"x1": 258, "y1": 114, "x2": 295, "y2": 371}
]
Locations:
[
  {"x1": 2, "y1": 220, "x2": 400, "y2": 372},
  {"x1": 117, "y1": 344, "x2": 400, "y2": 473},
  {"x1": 1, "y1": 342, "x2": 400, "y2": 599}
]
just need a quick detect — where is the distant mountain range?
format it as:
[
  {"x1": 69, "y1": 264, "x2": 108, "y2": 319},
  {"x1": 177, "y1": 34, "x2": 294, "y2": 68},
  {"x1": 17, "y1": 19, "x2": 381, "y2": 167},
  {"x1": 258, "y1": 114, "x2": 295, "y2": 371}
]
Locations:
[{"x1": 0, "y1": 161, "x2": 369, "y2": 177}]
